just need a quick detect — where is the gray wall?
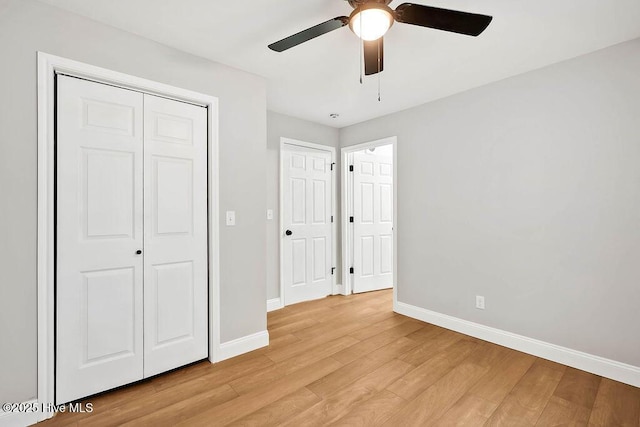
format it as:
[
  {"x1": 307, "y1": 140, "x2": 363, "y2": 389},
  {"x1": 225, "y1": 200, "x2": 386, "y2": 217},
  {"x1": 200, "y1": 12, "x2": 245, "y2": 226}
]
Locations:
[
  {"x1": 340, "y1": 38, "x2": 640, "y2": 368},
  {"x1": 266, "y1": 111, "x2": 340, "y2": 300},
  {"x1": 0, "y1": 0, "x2": 267, "y2": 404}
]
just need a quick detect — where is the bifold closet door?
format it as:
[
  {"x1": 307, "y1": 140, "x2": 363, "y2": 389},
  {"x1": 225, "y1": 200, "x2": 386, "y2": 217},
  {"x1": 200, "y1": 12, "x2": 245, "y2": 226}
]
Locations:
[
  {"x1": 56, "y1": 76, "x2": 208, "y2": 404},
  {"x1": 56, "y1": 75, "x2": 145, "y2": 404},
  {"x1": 142, "y1": 94, "x2": 208, "y2": 377}
]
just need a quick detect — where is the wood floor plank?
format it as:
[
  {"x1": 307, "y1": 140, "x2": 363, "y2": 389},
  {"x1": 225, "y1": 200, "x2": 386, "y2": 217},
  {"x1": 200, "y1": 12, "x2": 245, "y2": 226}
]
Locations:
[
  {"x1": 328, "y1": 390, "x2": 406, "y2": 427},
  {"x1": 532, "y1": 357, "x2": 567, "y2": 374},
  {"x1": 262, "y1": 333, "x2": 301, "y2": 352},
  {"x1": 153, "y1": 355, "x2": 274, "y2": 392},
  {"x1": 467, "y1": 350, "x2": 536, "y2": 405},
  {"x1": 432, "y1": 394, "x2": 499, "y2": 426},
  {"x1": 553, "y1": 366, "x2": 601, "y2": 410},
  {"x1": 588, "y1": 378, "x2": 640, "y2": 426},
  {"x1": 404, "y1": 322, "x2": 446, "y2": 342},
  {"x1": 535, "y1": 395, "x2": 591, "y2": 426},
  {"x1": 347, "y1": 313, "x2": 413, "y2": 341},
  {"x1": 306, "y1": 337, "x2": 420, "y2": 398},
  {"x1": 228, "y1": 388, "x2": 321, "y2": 427},
  {"x1": 463, "y1": 341, "x2": 511, "y2": 368},
  {"x1": 230, "y1": 335, "x2": 359, "y2": 395},
  {"x1": 331, "y1": 320, "x2": 424, "y2": 365},
  {"x1": 382, "y1": 362, "x2": 490, "y2": 426},
  {"x1": 266, "y1": 318, "x2": 369, "y2": 363},
  {"x1": 283, "y1": 359, "x2": 414, "y2": 427},
  {"x1": 388, "y1": 339, "x2": 478, "y2": 401},
  {"x1": 115, "y1": 384, "x2": 237, "y2": 427},
  {"x1": 324, "y1": 299, "x2": 389, "y2": 322},
  {"x1": 398, "y1": 329, "x2": 467, "y2": 366},
  {"x1": 174, "y1": 357, "x2": 343, "y2": 426},
  {"x1": 268, "y1": 306, "x2": 335, "y2": 329},
  {"x1": 485, "y1": 362, "x2": 564, "y2": 426},
  {"x1": 268, "y1": 317, "x2": 320, "y2": 339},
  {"x1": 291, "y1": 316, "x2": 367, "y2": 342}
]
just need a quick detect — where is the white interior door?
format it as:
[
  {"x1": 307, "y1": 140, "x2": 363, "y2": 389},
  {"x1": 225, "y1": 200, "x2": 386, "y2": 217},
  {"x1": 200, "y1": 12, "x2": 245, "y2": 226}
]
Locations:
[
  {"x1": 143, "y1": 94, "x2": 208, "y2": 377},
  {"x1": 56, "y1": 75, "x2": 144, "y2": 403},
  {"x1": 282, "y1": 144, "x2": 333, "y2": 305},
  {"x1": 352, "y1": 147, "x2": 394, "y2": 293}
]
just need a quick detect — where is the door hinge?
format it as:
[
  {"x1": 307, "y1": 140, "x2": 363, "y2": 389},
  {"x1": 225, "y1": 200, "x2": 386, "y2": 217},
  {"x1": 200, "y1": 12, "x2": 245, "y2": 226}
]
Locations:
[
  {"x1": 350, "y1": 267, "x2": 354, "y2": 274},
  {"x1": 331, "y1": 215, "x2": 334, "y2": 223},
  {"x1": 349, "y1": 216, "x2": 354, "y2": 223},
  {"x1": 349, "y1": 165, "x2": 354, "y2": 172},
  {"x1": 330, "y1": 162, "x2": 335, "y2": 171},
  {"x1": 331, "y1": 267, "x2": 336, "y2": 275}
]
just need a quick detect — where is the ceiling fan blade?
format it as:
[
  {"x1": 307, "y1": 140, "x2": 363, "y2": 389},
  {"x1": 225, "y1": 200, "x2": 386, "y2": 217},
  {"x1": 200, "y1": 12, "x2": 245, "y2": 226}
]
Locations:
[
  {"x1": 268, "y1": 17, "x2": 349, "y2": 52},
  {"x1": 395, "y1": 3, "x2": 492, "y2": 36},
  {"x1": 364, "y1": 37, "x2": 384, "y2": 76}
]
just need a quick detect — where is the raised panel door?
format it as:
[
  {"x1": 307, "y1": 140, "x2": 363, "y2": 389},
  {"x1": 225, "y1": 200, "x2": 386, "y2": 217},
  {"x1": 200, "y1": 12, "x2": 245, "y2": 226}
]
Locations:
[
  {"x1": 282, "y1": 145, "x2": 333, "y2": 305},
  {"x1": 142, "y1": 94, "x2": 208, "y2": 377},
  {"x1": 56, "y1": 75, "x2": 144, "y2": 404},
  {"x1": 353, "y1": 147, "x2": 394, "y2": 293}
]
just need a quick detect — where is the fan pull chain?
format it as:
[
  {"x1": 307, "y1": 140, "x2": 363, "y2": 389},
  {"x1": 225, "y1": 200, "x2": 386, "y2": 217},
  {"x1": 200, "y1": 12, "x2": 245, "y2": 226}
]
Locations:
[
  {"x1": 359, "y1": 18, "x2": 363, "y2": 84},
  {"x1": 377, "y1": 40, "x2": 381, "y2": 101},
  {"x1": 359, "y1": 41, "x2": 363, "y2": 84}
]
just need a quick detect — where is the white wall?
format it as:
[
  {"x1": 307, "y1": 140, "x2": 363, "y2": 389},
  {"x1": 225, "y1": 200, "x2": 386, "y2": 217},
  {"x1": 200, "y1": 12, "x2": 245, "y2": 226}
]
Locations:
[
  {"x1": 0, "y1": 0, "x2": 267, "y2": 404},
  {"x1": 266, "y1": 111, "x2": 340, "y2": 300},
  {"x1": 340, "y1": 38, "x2": 640, "y2": 368}
]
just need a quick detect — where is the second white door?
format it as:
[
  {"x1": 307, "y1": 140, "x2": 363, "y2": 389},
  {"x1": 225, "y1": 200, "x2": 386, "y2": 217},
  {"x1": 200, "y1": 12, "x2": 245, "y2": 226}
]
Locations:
[
  {"x1": 352, "y1": 147, "x2": 394, "y2": 293},
  {"x1": 282, "y1": 143, "x2": 334, "y2": 305}
]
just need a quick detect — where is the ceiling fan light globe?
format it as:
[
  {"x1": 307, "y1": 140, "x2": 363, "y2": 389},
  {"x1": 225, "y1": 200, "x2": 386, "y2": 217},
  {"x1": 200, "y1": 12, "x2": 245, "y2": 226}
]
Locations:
[{"x1": 350, "y1": 7, "x2": 393, "y2": 41}]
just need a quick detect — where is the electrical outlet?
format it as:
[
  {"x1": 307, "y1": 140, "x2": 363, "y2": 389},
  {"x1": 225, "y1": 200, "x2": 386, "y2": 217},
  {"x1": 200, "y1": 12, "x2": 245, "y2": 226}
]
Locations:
[{"x1": 475, "y1": 295, "x2": 485, "y2": 310}]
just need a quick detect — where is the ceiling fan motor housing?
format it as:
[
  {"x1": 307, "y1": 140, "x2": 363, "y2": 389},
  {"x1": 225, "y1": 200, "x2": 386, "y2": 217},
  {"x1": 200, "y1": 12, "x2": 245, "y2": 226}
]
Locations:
[{"x1": 346, "y1": 0, "x2": 393, "y2": 9}]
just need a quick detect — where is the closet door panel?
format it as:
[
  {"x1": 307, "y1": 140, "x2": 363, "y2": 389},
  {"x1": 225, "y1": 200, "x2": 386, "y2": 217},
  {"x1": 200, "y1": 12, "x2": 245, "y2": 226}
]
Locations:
[
  {"x1": 56, "y1": 76, "x2": 144, "y2": 404},
  {"x1": 143, "y1": 94, "x2": 209, "y2": 377}
]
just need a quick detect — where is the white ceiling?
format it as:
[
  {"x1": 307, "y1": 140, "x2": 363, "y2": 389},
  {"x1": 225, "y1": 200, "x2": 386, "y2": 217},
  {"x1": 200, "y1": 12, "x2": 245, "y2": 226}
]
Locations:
[{"x1": 39, "y1": 0, "x2": 640, "y2": 127}]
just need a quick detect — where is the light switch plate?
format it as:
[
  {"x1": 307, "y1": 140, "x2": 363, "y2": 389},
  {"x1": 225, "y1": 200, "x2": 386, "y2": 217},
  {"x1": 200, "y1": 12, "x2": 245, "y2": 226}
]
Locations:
[
  {"x1": 226, "y1": 211, "x2": 236, "y2": 226},
  {"x1": 267, "y1": 209, "x2": 274, "y2": 220}
]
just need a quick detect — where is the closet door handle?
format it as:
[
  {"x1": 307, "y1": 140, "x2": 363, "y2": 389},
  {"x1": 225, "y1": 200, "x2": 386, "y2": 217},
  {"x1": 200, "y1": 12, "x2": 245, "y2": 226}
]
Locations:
[
  {"x1": 136, "y1": 250, "x2": 142, "y2": 255},
  {"x1": 285, "y1": 230, "x2": 292, "y2": 236}
]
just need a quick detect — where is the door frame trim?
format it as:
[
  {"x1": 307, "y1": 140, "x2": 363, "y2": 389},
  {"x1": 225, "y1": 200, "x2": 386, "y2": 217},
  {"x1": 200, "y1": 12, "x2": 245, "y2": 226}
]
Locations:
[
  {"x1": 37, "y1": 52, "x2": 221, "y2": 421},
  {"x1": 341, "y1": 137, "x2": 398, "y2": 299},
  {"x1": 279, "y1": 138, "x2": 337, "y2": 307}
]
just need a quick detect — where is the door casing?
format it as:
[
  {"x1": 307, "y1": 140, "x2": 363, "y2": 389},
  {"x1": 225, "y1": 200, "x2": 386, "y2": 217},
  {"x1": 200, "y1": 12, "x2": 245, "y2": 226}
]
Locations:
[
  {"x1": 279, "y1": 138, "x2": 338, "y2": 308},
  {"x1": 341, "y1": 137, "x2": 398, "y2": 298},
  {"x1": 37, "y1": 52, "x2": 220, "y2": 422}
]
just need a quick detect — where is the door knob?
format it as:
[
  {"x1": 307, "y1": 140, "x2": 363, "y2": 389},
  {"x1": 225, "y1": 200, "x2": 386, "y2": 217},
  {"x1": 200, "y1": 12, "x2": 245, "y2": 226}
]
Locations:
[
  {"x1": 136, "y1": 250, "x2": 142, "y2": 255},
  {"x1": 285, "y1": 230, "x2": 292, "y2": 236}
]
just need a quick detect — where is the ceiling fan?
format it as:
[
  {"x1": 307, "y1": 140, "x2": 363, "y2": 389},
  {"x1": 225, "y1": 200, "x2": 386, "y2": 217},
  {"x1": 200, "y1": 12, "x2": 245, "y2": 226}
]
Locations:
[{"x1": 268, "y1": 0, "x2": 493, "y2": 76}]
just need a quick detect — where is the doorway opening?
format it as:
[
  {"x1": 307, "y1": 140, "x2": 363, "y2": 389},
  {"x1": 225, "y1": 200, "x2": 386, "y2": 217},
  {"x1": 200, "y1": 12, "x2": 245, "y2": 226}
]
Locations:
[{"x1": 342, "y1": 137, "x2": 397, "y2": 296}]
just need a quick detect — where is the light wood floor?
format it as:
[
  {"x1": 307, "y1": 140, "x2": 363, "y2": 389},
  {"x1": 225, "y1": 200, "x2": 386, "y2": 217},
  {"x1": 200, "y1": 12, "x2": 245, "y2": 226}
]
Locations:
[{"x1": 39, "y1": 289, "x2": 640, "y2": 426}]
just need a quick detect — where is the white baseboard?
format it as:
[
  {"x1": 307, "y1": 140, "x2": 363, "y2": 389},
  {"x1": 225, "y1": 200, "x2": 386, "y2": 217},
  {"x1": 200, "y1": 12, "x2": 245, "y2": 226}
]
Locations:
[
  {"x1": 217, "y1": 330, "x2": 269, "y2": 362},
  {"x1": 395, "y1": 301, "x2": 640, "y2": 388},
  {"x1": 267, "y1": 297, "x2": 283, "y2": 312},
  {"x1": 0, "y1": 400, "x2": 41, "y2": 427},
  {"x1": 333, "y1": 283, "x2": 344, "y2": 295}
]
